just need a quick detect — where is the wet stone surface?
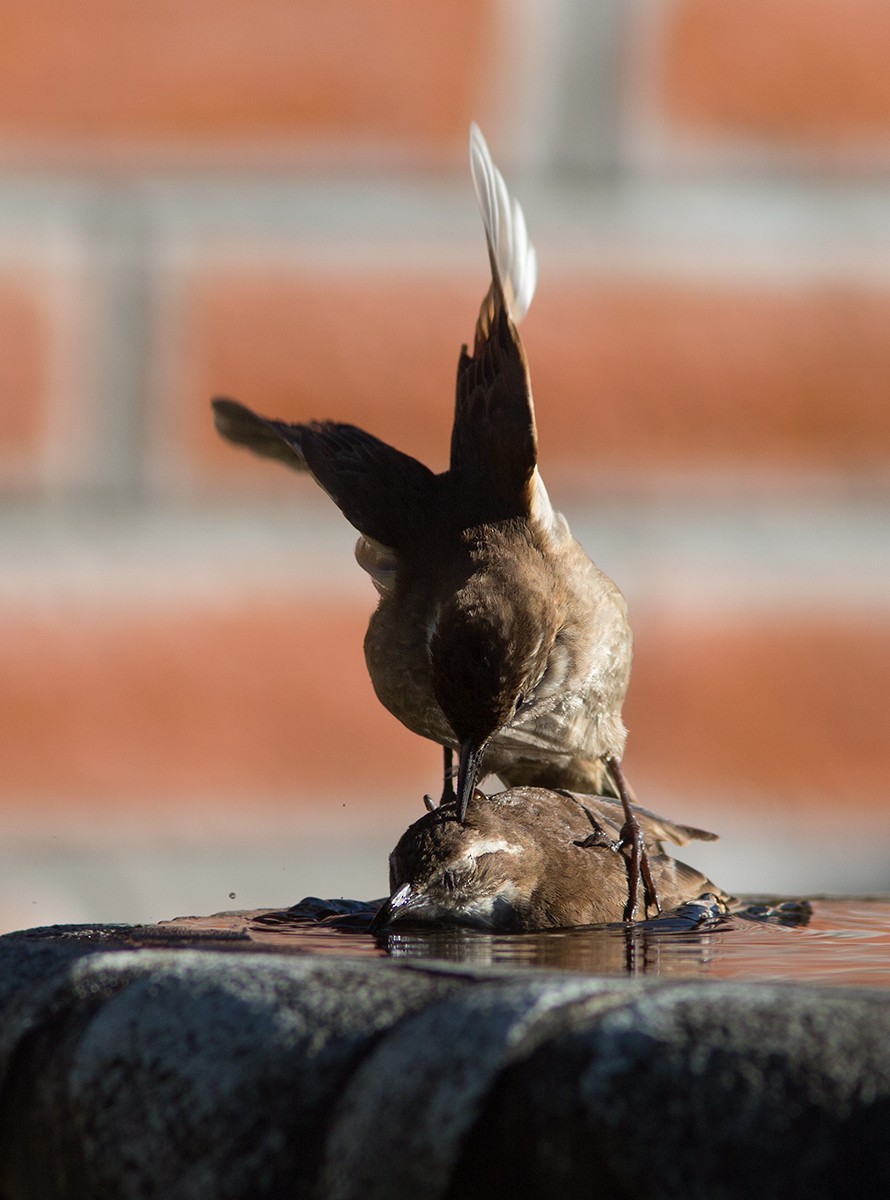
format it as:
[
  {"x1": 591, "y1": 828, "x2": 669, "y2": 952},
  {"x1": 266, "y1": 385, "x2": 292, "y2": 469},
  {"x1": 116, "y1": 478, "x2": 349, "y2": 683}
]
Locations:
[{"x1": 1, "y1": 903, "x2": 890, "y2": 1198}]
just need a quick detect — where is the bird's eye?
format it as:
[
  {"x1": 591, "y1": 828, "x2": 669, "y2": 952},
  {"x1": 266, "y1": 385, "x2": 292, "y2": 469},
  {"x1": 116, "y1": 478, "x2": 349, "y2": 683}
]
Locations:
[
  {"x1": 515, "y1": 692, "x2": 525, "y2": 712},
  {"x1": 442, "y1": 869, "x2": 457, "y2": 891}
]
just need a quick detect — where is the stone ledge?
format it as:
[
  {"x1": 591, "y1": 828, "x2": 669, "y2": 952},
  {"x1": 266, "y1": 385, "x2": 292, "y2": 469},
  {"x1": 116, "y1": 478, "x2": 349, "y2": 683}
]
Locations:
[{"x1": 1, "y1": 924, "x2": 888, "y2": 1198}]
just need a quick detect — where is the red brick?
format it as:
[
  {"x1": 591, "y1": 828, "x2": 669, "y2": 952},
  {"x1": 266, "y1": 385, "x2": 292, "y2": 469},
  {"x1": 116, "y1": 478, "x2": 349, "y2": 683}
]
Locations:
[
  {"x1": 0, "y1": 596, "x2": 885, "y2": 821},
  {"x1": 654, "y1": 0, "x2": 890, "y2": 145},
  {"x1": 0, "y1": 598, "x2": 435, "y2": 816},
  {"x1": 0, "y1": 1, "x2": 496, "y2": 158},
  {"x1": 176, "y1": 266, "x2": 890, "y2": 490},
  {"x1": 625, "y1": 612, "x2": 890, "y2": 811},
  {"x1": 169, "y1": 267, "x2": 476, "y2": 489},
  {"x1": 0, "y1": 277, "x2": 53, "y2": 479},
  {"x1": 529, "y1": 278, "x2": 890, "y2": 476}
]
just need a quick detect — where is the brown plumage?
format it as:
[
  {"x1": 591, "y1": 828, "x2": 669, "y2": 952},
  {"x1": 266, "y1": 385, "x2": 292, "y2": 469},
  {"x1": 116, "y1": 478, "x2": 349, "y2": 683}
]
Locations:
[
  {"x1": 212, "y1": 125, "x2": 677, "y2": 919},
  {"x1": 371, "y1": 788, "x2": 727, "y2": 932}
]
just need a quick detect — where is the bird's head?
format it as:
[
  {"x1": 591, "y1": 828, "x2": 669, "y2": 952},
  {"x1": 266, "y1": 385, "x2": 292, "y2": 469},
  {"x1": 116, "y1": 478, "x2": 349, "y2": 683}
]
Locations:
[
  {"x1": 370, "y1": 795, "x2": 534, "y2": 931},
  {"x1": 429, "y1": 559, "x2": 560, "y2": 821}
]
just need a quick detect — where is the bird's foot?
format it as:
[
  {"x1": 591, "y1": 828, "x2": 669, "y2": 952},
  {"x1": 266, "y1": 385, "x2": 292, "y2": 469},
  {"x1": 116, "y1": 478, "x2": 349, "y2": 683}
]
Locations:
[
  {"x1": 575, "y1": 829, "x2": 621, "y2": 852},
  {"x1": 605, "y1": 755, "x2": 661, "y2": 921},
  {"x1": 618, "y1": 814, "x2": 661, "y2": 921},
  {"x1": 422, "y1": 747, "x2": 458, "y2": 811},
  {"x1": 440, "y1": 746, "x2": 457, "y2": 806},
  {"x1": 575, "y1": 803, "x2": 622, "y2": 852}
]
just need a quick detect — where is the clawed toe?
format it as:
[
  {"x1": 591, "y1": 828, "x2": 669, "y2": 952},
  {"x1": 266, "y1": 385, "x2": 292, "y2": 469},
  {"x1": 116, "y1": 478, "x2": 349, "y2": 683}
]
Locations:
[
  {"x1": 618, "y1": 818, "x2": 661, "y2": 920},
  {"x1": 575, "y1": 830, "x2": 620, "y2": 851},
  {"x1": 607, "y1": 756, "x2": 662, "y2": 921}
]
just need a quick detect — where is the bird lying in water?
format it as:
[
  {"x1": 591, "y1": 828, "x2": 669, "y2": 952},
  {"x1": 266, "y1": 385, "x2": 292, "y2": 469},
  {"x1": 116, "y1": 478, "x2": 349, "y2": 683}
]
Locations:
[{"x1": 371, "y1": 788, "x2": 728, "y2": 933}]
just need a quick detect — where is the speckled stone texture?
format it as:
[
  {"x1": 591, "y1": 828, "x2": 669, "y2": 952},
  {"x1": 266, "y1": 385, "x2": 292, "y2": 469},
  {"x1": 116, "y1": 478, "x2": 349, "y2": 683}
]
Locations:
[{"x1": 1, "y1": 924, "x2": 888, "y2": 1199}]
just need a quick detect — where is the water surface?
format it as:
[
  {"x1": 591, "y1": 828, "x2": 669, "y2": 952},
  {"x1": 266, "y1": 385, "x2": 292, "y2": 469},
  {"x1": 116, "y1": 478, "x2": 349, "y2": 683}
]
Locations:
[{"x1": 159, "y1": 896, "x2": 890, "y2": 987}]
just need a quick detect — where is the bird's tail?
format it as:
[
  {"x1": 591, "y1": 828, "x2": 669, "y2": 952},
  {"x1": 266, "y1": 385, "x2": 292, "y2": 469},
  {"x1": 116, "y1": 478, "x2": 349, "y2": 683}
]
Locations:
[
  {"x1": 449, "y1": 126, "x2": 542, "y2": 525},
  {"x1": 469, "y1": 123, "x2": 538, "y2": 354}
]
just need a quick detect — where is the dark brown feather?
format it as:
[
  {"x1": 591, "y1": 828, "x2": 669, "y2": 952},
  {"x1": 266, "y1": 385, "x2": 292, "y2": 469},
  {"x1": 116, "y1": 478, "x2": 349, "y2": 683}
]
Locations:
[
  {"x1": 213, "y1": 397, "x2": 436, "y2": 550},
  {"x1": 295, "y1": 422, "x2": 437, "y2": 550},
  {"x1": 450, "y1": 308, "x2": 537, "y2": 525}
]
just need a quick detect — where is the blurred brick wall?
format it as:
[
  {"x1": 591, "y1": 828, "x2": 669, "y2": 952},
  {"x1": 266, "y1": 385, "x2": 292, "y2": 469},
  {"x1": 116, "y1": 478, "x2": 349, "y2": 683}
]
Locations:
[{"x1": 2, "y1": 0, "x2": 889, "y2": 922}]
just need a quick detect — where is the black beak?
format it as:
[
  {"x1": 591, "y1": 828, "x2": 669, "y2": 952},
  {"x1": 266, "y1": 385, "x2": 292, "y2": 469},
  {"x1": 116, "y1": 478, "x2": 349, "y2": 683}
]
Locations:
[
  {"x1": 456, "y1": 739, "x2": 485, "y2": 823},
  {"x1": 369, "y1": 883, "x2": 419, "y2": 933}
]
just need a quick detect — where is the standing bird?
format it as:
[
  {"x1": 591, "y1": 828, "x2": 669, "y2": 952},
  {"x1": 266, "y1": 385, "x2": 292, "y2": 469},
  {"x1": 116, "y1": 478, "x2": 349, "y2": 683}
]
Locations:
[{"x1": 213, "y1": 125, "x2": 656, "y2": 917}]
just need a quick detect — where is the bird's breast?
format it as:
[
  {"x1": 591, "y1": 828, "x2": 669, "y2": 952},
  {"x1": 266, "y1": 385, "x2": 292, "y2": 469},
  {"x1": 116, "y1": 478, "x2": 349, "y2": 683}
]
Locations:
[{"x1": 363, "y1": 596, "x2": 455, "y2": 746}]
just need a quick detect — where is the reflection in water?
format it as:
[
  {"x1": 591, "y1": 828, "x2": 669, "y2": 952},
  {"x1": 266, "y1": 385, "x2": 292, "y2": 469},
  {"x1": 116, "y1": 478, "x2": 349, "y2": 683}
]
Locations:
[
  {"x1": 158, "y1": 896, "x2": 890, "y2": 986},
  {"x1": 381, "y1": 923, "x2": 716, "y2": 975}
]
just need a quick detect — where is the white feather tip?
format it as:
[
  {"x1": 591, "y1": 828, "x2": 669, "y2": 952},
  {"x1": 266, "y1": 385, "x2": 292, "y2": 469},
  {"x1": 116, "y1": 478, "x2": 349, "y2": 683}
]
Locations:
[{"x1": 469, "y1": 123, "x2": 537, "y2": 323}]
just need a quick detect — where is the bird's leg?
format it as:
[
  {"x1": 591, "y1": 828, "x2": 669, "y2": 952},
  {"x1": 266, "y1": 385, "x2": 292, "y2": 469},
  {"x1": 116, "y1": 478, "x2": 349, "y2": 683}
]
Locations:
[
  {"x1": 442, "y1": 746, "x2": 457, "y2": 803},
  {"x1": 606, "y1": 756, "x2": 661, "y2": 921},
  {"x1": 424, "y1": 746, "x2": 457, "y2": 811}
]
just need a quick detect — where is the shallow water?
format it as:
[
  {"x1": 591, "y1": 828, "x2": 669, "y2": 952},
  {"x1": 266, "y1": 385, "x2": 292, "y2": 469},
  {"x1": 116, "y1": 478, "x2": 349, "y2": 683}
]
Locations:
[{"x1": 159, "y1": 896, "x2": 890, "y2": 987}]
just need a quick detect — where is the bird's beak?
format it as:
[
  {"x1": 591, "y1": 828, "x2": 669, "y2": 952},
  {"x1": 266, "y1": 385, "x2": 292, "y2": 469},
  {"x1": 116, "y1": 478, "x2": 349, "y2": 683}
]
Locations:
[
  {"x1": 369, "y1": 882, "x2": 420, "y2": 933},
  {"x1": 456, "y1": 739, "x2": 485, "y2": 823}
]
